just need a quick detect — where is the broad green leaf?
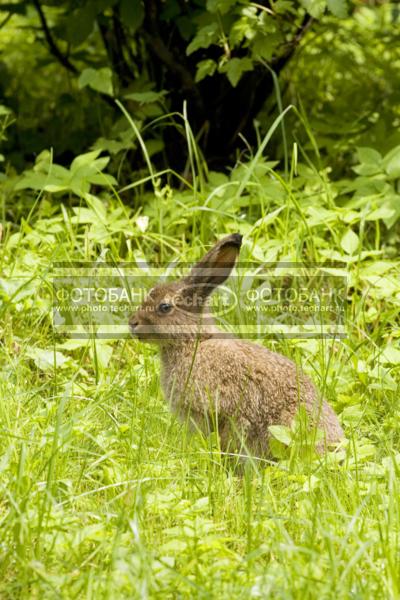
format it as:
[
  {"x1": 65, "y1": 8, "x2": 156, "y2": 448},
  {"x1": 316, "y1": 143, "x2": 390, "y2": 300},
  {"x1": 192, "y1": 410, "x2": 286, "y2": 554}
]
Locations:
[
  {"x1": 124, "y1": 91, "x2": 167, "y2": 103},
  {"x1": 253, "y1": 206, "x2": 285, "y2": 229},
  {"x1": 341, "y1": 229, "x2": 359, "y2": 255},
  {"x1": 229, "y1": 17, "x2": 255, "y2": 46},
  {"x1": 341, "y1": 404, "x2": 363, "y2": 425},
  {"x1": 303, "y1": 475, "x2": 320, "y2": 492},
  {"x1": 86, "y1": 173, "x2": 117, "y2": 186},
  {"x1": 27, "y1": 347, "x2": 70, "y2": 371},
  {"x1": 191, "y1": 497, "x2": 209, "y2": 512},
  {"x1": 64, "y1": 4, "x2": 96, "y2": 46},
  {"x1": 252, "y1": 33, "x2": 281, "y2": 61},
  {"x1": 383, "y1": 145, "x2": 400, "y2": 179},
  {"x1": 274, "y1": 0, "x2": 295, "y2": 12},
  {"x1": 186, "y1": 23, "x2": 219, "y2": 55},
  {"x1": 220, "y1": 57, "x2": 253, "y2": 87},
  {"x1": 206, "y1": 0, "x2": 237, "y2": 14},
  {"x1": 44, "y1": 184, "x2": 68, "y2": 193},
  {"x1": 327, "y1": 0, "x2": 348, "y2": 17},
  {"x1": 94, "y1": 129, "x2": 135, "y2": 155},
  {"x1": 380, "y1": 346, "x2": 400, "y2": 365},
  {"x1": 353, "y1": 146, "x2": 382, "y2": 175},
  {"x1": 365, "y1": 206, "x2": 395, "y2": 221},
  {"x1": 353, "y1": 163, "x2": 382, "y2": 176},
  {"x1": 353, "y1": 442, "x2": 376, "y2": 460},
  {"x1": 15, "y1": 172, "x2": 47, "y2": 191},
  {"x1": 160, "y1": 539, "x2": 188, "y2": 553},
  {"x1": 78, "y1": 68, "x2": 113, "y2": 96},
  {"x1": 69, "y1": 180, "x2": 91, "y2": 196},
  {"x1": 71, "y1": 208, "x2": 98, "y2": 224},
  {"x1": 195, "y1": 59, "x2": 217, "y2": 83},
  {"x1": 359, "y1": 261, "x2": 397, "y2": 277},
  {"x1": 41, "y1": 164, "x2": 70, "y2": 179},
  {"x1": 73, "y1": 157, "x2": 110, "y2": 177},
  {"x1": 306, "y1": 206, "x2": 338, "y2": 226},
  {"x1": 300, "y1": 0, "x2": 326, "y2": 18},
  {"x1": 70, "y1": 150, "x2": 103, "y2": 173},
  {"x1": 86, "y1": 195, "x2": 107, "y2": 220},
  {"x1": 356, "y1": 146, "x2": 382, "y2": 165},
  {"x1": 0, "y1": 105, "x2": 12, "y2": 116},
  {"x1": 121, "y1": 0, "x2": 144, "y2": 32},
  {"x1": 90, "y1": 343, "x2": 113, "y2": 370},
  {"x1": 385, "y1": 194, "x2": 400, "y2": 227},
  {"x1": 268, "y1": 425, "x2": 292, "y2": 445}
]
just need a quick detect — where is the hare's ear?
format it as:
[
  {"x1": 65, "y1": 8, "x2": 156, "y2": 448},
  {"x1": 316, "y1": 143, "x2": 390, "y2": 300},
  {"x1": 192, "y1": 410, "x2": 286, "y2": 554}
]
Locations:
[{"x1": 182, "y1": 234, "x2": 242, "y2": 299}]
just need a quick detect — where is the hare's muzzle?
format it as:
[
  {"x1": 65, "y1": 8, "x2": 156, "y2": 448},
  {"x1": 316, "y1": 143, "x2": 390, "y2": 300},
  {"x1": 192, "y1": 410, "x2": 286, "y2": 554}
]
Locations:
[{"x1": 128, "y1": 316, "x2": 139, "y2": 336}]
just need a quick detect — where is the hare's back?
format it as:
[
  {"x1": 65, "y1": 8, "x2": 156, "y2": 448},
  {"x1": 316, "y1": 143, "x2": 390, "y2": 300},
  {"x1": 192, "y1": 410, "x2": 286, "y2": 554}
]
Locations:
[
  {"x1": 198, "y1": 337, "x2": 303, "y2": 384},
  {"x1": 196, "y1": 338, "x2": 313, "y2": 409},
  {"x1": 196, "y1": 338, "x2": 343, "y2": 444}
]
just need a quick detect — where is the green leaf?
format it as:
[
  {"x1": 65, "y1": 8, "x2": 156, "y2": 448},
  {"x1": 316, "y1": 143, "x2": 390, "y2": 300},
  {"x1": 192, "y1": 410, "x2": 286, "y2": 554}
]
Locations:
[
  {"x1": 70, "y1": 150, "x2": 103, "y2": 173},
  {"x1": 86, "y1": 173, "x2": 117, "y2": 186},
  {"x1": 124, "y1": 91, "x2": 167, "y2": 103},
  {"x1": 274, "y1": 0, "x2": 295, "y2": 12},
  {"x1": 252, "y1": 33, "x2": 281, "y2": 61},
  {"x1": 78, "y1": 68, "x2": 113, "y2": 96},
  {"x1": 186, "y1": 23, "x2": 219, "y2": 55},
  {"x1": 353, "y1": 163, "x2": 382, "y2": 176},
  {"x1": 90, "y1": 342, "x2": 113, "y2": 370},
  {"x1": 195, "y1": 59, "x2": 217, "y2": 83},
  {"x1": 353, "y1": 147, "x2": 382, "y2": 175},
  {"x1": 220, "y1": 57, "x2": 253, "y2": 87},
  {"x1": 327, "y1": 0, "x2": 348, "y2": 17},
  {"x1": 26, "y1": 348, "x2": 70, "y2": 371},
  {"x1": 380, "y1": 345, "x2": 400, "y2": 365},
  {"x1": 341, "y1": 404, "x2": 363, "y2": 425},
  {"x1": 383, "y1": 145, "x2": 400, "y2": 179},
  {"x1": 71, "y1": 207, "x2": 98, "y2": 224},
  {"x1": 253, "y1": 206, "x2": 285, "y2": 230},
  {"x1": 300, "y1": 0, "x2": 326, "y2": 18},
  {"x1": 160, "y1": 539, "x2": 188, "y2": 553},
  {"x1": 356, "y1": 147, "x2": 382, "y2": 165},
  {"x1": 341, "y1": 229, "x2": 359, "y2": 255},
  {"x1": 268, "y1": 425, "x2": 292, "y2": 445},
  {"x1": 64, "y1": 5, "x2": 96, "y2": 46},
  {"x1": 385, "y1": 194, "x2": 400, "y2": 227},
  {"x1": 121, "y1": 0, "x2": 144, "y2": 32},
  {"x1": 206, "y1": 0, "x2": 237, "y2": 14},
  {"x1": 0, "y1": 105, "x2": 12, "y2": 116},
  {"x1": 365, "y1": 205, "x2": 395, "y2": 221}
]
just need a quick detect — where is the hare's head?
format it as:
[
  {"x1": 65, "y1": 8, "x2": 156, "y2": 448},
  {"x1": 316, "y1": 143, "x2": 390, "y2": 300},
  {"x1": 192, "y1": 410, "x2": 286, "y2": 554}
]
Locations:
[{"x1": 129, "y1": 233, "x2": 242, "y2": 344}]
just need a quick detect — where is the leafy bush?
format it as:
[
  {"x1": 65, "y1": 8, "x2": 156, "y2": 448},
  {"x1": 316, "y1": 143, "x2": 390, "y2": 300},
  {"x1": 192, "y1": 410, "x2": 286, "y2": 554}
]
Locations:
[{"x1": 1, "y1": 0, "x2": 398, "y2": 178}]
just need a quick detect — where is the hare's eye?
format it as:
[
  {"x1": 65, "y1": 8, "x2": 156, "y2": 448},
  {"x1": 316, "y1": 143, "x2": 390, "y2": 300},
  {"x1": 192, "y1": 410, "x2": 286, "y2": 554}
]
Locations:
[{"x1": 158, "y1": 302, "x2": 172, "y2": 314}]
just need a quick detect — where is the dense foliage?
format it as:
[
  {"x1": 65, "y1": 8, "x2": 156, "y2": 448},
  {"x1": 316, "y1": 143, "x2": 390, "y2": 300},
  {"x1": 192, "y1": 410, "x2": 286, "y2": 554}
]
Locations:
[
  {"x1": 1, "y1": 1, "x2": 400, "y2": 598},
  {"x1": 1, "y1": 0, "x2": 399, "y2": 175}
]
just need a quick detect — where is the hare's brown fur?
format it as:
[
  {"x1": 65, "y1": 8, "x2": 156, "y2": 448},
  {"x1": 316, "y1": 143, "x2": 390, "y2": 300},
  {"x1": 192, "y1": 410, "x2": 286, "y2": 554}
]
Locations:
[{"x1": 130, "y1": 234, "x2": 344, "y2": 457}]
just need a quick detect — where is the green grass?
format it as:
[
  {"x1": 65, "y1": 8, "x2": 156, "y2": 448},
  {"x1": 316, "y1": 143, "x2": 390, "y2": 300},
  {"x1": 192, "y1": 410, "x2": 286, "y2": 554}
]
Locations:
[{"x1": 1, "y1": 139, "x2": 400, "y2": 599}]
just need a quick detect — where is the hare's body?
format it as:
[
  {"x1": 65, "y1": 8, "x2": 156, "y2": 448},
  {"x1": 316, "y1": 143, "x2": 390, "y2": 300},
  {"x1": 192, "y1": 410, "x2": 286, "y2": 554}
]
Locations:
[
  {"x1": 160, "y1": 337, "x2": 343, "y2": 456},
  {"x1": 130, "y1": 233, "x2": 344, "y2": 457}
]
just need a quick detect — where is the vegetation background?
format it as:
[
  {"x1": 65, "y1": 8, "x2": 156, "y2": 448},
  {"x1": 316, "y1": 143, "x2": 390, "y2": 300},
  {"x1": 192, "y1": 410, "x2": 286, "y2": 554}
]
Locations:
[{"x1": 1, "y1": 0, "x2": 400, "y2": 597}]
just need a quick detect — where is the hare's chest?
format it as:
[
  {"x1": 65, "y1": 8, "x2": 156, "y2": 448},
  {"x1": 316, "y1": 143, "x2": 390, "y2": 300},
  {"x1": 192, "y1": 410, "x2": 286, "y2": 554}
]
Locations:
[{"x1": 160, "y1": 355, "x2": 195, "y2": 412}]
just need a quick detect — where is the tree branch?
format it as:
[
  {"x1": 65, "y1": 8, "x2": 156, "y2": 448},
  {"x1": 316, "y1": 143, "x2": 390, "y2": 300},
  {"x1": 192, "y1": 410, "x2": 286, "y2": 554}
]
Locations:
[{"x1": 32, "y1": 0, "x2": 78, "y2": 74}]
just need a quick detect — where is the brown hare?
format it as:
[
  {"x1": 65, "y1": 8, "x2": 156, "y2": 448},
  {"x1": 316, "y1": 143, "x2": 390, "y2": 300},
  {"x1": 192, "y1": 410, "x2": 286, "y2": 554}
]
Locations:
[{"x1": 129, "y1": 234, "x2": 344, "y2": 458}]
